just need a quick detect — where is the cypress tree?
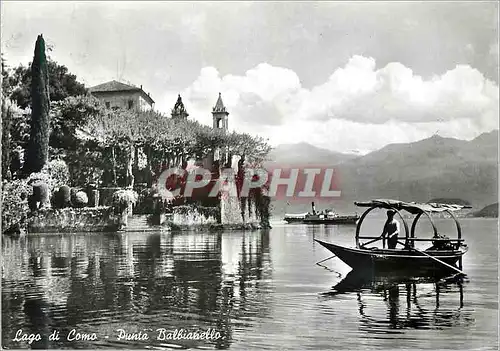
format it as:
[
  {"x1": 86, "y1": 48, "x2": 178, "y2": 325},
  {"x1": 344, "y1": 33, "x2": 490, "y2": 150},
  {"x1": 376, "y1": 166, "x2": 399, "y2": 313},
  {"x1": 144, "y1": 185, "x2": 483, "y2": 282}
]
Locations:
[
  {"x1": 1, "y1": 100, "x2": 13, "y2": 180},
  {"x1": 24, "y1": 34, "x2": 50, "y2": 174}
]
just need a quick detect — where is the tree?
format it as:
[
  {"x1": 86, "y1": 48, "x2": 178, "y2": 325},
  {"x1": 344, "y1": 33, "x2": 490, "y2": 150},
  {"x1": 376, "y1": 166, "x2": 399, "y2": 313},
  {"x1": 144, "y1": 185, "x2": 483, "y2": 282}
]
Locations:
[
  {"x1": 83, "y1": 106, "x2": 139, "y2": 186},
  {"x1": 2, "y1": 56, "x2": 12, "y2": 180},
  {"x1": 9, "y1": 58, "x2": 87, "y2": 110},
  {"x1": 2, "y1": 100, "x2": 14, "y2": 180},
  {"x1": 48, "y1": 95, "x2": 108, "y2": 186},
  {"x1": 24, "y1": 34, "x2": 50, "y2": 174},
  {"x1": 1, "y1": 54, "x2": 16, "y2": 97},
  {"x1": 2, "y1": 57, "x2": 29, "y2": 178},
  {"x1": 50, "y1": 95, "x2": 105, "y2": 150},
  {"x1": 77, "y1": 105, "x2": 273, "y2": 189}
]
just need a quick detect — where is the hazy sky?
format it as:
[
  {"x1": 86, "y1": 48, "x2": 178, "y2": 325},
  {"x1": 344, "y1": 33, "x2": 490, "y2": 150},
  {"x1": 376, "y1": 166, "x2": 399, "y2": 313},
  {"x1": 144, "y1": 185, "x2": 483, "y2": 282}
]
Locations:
[{"x1": 2, "y1": 1, "x2": 498, "y2": 153}]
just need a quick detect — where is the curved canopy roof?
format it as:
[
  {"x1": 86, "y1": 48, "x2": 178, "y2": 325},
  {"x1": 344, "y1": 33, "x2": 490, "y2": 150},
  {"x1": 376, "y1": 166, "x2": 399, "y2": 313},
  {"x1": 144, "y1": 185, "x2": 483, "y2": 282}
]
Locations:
[{"x1": 354, "y1": 199, "x2": 471, "y2": 214}]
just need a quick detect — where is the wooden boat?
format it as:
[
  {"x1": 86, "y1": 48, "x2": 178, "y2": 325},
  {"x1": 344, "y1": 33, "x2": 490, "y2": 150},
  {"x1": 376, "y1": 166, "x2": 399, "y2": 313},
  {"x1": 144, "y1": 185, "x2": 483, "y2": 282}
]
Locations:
[
  {"x1": 315, "y1": 199, "x2": 470, "y2": 275},
  {"x1": 284, "y1": 202, "x2": 360, "y2": 225}
]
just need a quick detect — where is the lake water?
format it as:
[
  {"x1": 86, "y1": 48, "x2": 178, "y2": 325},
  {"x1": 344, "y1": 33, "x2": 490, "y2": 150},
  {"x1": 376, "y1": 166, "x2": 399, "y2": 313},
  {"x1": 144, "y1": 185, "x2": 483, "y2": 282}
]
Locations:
[{"x1": 2, "y1": 218, "x2": 498, "y2": 349}]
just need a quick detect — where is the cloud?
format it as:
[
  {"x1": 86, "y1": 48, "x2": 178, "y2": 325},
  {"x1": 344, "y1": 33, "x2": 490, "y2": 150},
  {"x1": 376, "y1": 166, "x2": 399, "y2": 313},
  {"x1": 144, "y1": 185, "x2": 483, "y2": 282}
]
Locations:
[
  {"x1": 232, "y1": 92, "x2": 284, "y2": 126},
  {"x1": 181, "y1": 63, "x2": 304, "y2": 126},
  {"x1": 161, "y1": 55, "x2": 498, "y2": 153},
  {"x1": 307, "y1": 58, "x2": 498, "y2": 125}
]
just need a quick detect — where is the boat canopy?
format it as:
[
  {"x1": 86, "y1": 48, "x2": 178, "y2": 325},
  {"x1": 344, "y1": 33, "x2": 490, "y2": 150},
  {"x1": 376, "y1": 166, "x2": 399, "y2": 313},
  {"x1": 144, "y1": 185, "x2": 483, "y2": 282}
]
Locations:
[
  {"x1": 355, "y1": 199, "x2": 471, "y2": 215},
  {"x1": 354, "y1": 199, "x2": 469, "y2": 250}
]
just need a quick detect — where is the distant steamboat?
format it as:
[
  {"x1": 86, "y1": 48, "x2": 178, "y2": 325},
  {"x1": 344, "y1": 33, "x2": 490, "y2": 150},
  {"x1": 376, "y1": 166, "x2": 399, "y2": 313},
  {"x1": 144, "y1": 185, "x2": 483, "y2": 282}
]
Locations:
[{"x1": 284, "y1": 202, "x2": 360, "y2": 225}]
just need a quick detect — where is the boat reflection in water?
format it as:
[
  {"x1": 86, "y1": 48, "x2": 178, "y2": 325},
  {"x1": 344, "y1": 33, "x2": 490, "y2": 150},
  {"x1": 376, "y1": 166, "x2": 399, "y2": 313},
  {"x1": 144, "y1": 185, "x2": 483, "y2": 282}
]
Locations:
[{"x1": 323, "y1": 269, "x2": 474, "y2": 335}]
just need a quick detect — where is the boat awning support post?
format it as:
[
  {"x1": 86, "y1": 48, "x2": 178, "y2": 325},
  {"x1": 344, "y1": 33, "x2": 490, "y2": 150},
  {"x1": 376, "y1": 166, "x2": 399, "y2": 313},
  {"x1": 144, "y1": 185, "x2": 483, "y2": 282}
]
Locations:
[
  {"x1": 356, "y1": 205, "x2": 410, "y2": 248},
  {"x1": 410, "y1": 211, "x2": 438, "y2": 246},
  {"x1": 355, "y1": 206, "x2": 378, "y2": 248}
]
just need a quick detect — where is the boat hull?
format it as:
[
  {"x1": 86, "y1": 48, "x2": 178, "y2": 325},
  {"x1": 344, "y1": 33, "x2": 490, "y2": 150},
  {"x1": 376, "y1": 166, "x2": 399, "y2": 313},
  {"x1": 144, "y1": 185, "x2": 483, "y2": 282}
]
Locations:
[
  {"x1": 301, "y1": 217, "x2": 359, "y2": 225},
  {"x1": 315, "y1": 239, "x2": 467, "y2": 275},
  {"x1": 283, "y1": 217, "x2": 306, "y2": 223}
]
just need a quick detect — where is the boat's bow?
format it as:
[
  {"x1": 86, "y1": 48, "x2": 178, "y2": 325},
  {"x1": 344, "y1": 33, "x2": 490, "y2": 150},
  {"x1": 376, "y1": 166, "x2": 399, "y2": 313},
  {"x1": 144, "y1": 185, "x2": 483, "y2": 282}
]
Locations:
[
  {"x1": 314, "y1": 239, "x2": 372, "y2": 269},
  {"x1": 314, "y1": 239, "x2": 347, "y2": 256}
]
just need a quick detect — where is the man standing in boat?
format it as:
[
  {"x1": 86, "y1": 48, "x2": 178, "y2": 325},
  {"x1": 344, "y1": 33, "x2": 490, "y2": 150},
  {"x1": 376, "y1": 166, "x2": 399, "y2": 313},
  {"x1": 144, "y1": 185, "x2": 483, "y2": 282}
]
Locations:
[{"x1": 382, "y1": 210, "x2": 400, "y2": 249}]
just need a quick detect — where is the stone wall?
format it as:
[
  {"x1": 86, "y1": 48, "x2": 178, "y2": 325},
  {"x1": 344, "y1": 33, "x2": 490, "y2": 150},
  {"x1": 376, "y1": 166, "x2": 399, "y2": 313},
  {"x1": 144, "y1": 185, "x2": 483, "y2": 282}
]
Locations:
[
  {"x1": 167, "y1": 206, "x2": 219, "y2": 226},
  {"x1": 28, "y1": 207, "x2": 118, "y2": 233},
  {"x1": 161, "y1": 204, "x2": 262, "y2": 231}
]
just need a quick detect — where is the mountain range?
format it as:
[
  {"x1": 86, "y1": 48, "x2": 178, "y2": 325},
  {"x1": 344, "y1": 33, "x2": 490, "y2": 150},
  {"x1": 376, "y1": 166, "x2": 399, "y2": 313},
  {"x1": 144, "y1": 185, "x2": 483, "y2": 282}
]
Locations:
[
  {"x1": 266, "y1": 130, "x2": 498, "y2": 214},
  {"x1": 267, "y1": 142, "x2": 356, "y2": 166}
]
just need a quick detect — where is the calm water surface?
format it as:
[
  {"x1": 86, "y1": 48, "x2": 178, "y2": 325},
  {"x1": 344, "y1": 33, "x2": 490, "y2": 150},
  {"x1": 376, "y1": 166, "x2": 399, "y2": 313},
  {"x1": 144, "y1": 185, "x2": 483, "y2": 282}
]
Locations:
[{"x1": 2, "y1": 218, "x2": 498, "y2": 349}]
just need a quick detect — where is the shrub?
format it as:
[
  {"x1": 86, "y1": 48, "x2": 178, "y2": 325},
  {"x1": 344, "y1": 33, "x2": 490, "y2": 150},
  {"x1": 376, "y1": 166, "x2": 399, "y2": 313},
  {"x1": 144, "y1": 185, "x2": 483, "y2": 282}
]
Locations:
[
  {"x1": 73, "y1": 191, "x2": 88, "y2": 208},
  {"x1": 2, "y1": 179, "x2": 31, "y2": 234},
  {"x1": 86, "y1": 187, "x2": 100, "y2": 207},
  {"x1": 32, "y1": 182, "x2": 49, "y2": 201},
  {"x1": 133, "y1": 187, "x2": 154, "y2": 214},
  {"x1": 60, "y1": 185, "x2": 71, "y2": 205},
  {"x1": 70, "y1": 187, "x2": 79, "y2": 205},
  {"x1": 51, "y1": 189, "x2": 60, "y2": 208},
  {"x1": 112, "y1": 189, "x2": 138, "y2": 213},
  {"x1": 172, "y1": 204, "x2": 218, "y2": 218},
  {"x1": 31, "y1": 181, "x2": 50, "y2": 210},
  {"x1": 45, "y1": 159, "x2": 69, "y2": 189},
  {"x1": 52, "y1": 184, "x2": 71, "y2": 209},
  {"x1": 27, "y1": 171, "x2": 52, "y2": 188},
  {"x1": 25, "y1": 160, "x2": 70, "y2": 195},
  {"x1": 255, "y1": 190, "x2": 272, "y2": 229}
]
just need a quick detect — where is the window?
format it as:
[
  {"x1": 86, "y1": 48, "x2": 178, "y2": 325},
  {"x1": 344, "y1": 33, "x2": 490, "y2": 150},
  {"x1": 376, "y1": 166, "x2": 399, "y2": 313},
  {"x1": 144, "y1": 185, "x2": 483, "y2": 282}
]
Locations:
[
  {"x1": 128, "y1": 100, "x2": 134, "y2": 109},
  {"x1": 105, "y1": 101, "x2": 110, "y2": 108}
]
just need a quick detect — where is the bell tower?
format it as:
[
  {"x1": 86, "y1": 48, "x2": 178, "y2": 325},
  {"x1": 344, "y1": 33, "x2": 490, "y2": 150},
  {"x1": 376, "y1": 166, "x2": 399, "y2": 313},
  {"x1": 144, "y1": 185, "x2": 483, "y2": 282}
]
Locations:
[{"x1": 212, "y1": 93, "x2": 229, "y2": 133}]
